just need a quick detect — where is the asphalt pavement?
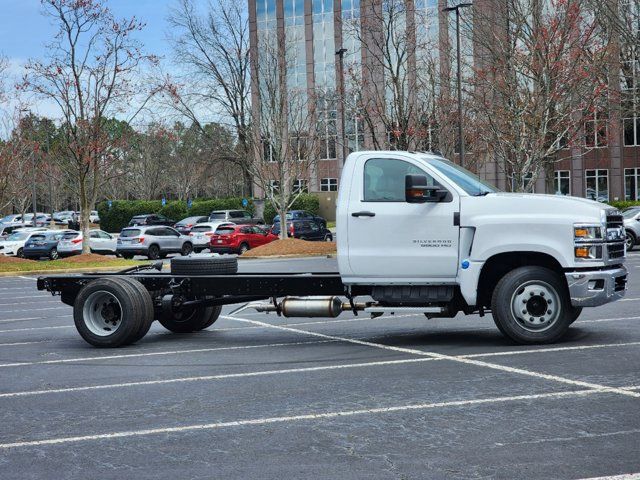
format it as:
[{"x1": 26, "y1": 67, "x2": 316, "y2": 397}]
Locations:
[{"x1": 0, "y1": 255, "x2": 639, "y2": 479}]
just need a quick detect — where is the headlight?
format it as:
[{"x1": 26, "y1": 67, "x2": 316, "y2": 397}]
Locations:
[
  {"x1": 575, "y1": 245, "x2": 603, "y2": 259},
  {"x1": 574, "y1": 225, "x2": 602, "y2": 241}
]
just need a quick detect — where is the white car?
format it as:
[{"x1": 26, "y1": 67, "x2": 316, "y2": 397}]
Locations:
[
  {"x1": 0, "y1": 228, "x2": 49, "y2": 257},
  {"x1": 57, "y1": 229, "x2": 117, "y2": 256},
  {"x1": 188, "y1": 222, "x2": 236, "y2": 253}
]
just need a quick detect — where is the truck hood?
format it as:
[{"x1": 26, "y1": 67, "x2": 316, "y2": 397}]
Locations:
[{"x1": 461, "y1": 193, "x2": 615, "y2": 224}]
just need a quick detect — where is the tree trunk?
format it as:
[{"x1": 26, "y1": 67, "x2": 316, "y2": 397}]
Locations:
[{"x1": 79, "y1": 179, "x2": 91, "y2": 255}]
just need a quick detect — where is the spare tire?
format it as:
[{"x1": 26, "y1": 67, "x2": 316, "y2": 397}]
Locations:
[{"x1": 170, "y1": 256, "x2": 238, "y2": 276}]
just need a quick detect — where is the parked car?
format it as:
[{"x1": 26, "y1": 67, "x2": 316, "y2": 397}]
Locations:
[
  {"x1": 0, "y1": 228, "x2": 49, "y2": 257},
  {"x1": 271, "y1": 218, "x2": 333, "y2": 241},
  {"x1": 128, "y1": 214, "x2": 176, "y2": 227},
  {"x1": 89, "y1": 210, "x2": 100, "y2": 223},
  {"x1": 208, "y1": 210, "x2": 264, "y2": 225},
  {"x1": 57, "y1": 229, "x2": 117, "y2": 257},
  {"x1": 209, "y1": 224, "x2": 278, "y2": 254},
  {"x1": 273, "y1": 210, "x2": 327, "y2": 228},
  {"x1": 0, "y1": 224, "x2": 29, "y2": 239},
  {"x1": 53, "y1": 211, "x2": 75, "y2": 224},
  {"x1": 188, "y1": 222, "x2": 236, "y2": 253},
  {"x1": 116, "y1": 226, "x2": 193, "y2": 260},
  {"x1": 174, "y1": 216, "x2": 209, "y2": 235},
  {"x1": 24, "y1": 230, "x2": 75, "y2": 260}
]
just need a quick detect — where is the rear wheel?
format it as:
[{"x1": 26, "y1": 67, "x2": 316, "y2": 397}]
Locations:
[
  {"x1": 159, "y1": 305, "x2": 222, "y2": 333},
  {"x1": 181, "y1": 242, "x2": 193, "y2": 256},
  {"x1": 49, "y1": 248, "x2": 59, "y2": 260},
  {"x1": 16, "y1": 248, "x2": 24, "y2": 258},
  {"x1": 147, "y1": 244, "x2": 160, "y2": 260},
  {"x1": 73, "y1": 277, "x2": 154, "y2": 347},
  {"x1": 324, "y1": 233, "x2": 333, "y2": 241},
  {"x1": 491, "y1": 266, "x2": 572, "y2": 344}
]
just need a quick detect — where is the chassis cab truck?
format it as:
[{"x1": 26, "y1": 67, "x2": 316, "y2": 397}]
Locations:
[{"x1": 37, "y1": 151, "x2": 627, "y2": 347}]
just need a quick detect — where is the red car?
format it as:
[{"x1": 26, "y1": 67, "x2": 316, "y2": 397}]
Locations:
[{"x1": 209, "y1": 224, "x2": 278, "y2": 254}]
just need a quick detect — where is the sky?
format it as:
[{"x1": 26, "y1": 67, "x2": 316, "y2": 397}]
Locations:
[{"x1": 0, "y1": 0, "x2": 181, "y2": 120}]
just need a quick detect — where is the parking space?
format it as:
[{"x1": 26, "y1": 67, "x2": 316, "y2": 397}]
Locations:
[{"x1": 0, "y1": 256, "x2": 638, "y2": 479}]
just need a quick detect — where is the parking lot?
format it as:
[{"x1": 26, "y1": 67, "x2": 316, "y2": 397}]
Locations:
[{"x1": 0, "y1": 255, "x2": 638, "y2": 479}]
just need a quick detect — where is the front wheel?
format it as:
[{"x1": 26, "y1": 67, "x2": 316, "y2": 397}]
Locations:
[
  {"x1": 238, "y1": 243, "x2": 250, "y2": 254},
  {"x1": 626, "y1": 231, "x2": 635, "y2": 252},
  {"x1": 16, "y1": 248, "x2": 24, "y2": 258},
  {"x1": 181, "y1": 242, "x2": 193, "y2": 256},
  {"x1": 491, "y1": 266, "x2": 573, "y2": 344}
]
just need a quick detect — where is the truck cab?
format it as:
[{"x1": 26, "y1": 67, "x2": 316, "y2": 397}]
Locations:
[{"x1": 337, "y1": 151, "x2": 627, "y2": 343}]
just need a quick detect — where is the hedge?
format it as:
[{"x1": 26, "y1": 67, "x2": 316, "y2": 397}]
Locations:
[
  {"x1": 607, "y1": 201, "x2": 640, "y2": 211},
  {"x1": 263, "y1": 194, "x2": 320, "y2": 224},
  {"x1": 97, "y1": 197, "x2": 252, "y2": 233}
]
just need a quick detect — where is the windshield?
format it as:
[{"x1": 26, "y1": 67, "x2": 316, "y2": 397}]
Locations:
[
  {"x1": 623, "y1": 209, "x2": 640, "y2": 219},
  {"x1": 6, "y1": 232, "x2": 28, "y2": 241},
  {"x1": 209, "y1": 212, "x2": 226, "y2": 220},
  {"x1": 426, "y1": 157, "x2": 498, "y2": 195}
]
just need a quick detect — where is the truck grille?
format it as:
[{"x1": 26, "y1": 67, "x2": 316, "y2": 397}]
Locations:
[
  {"x1": 607, "y1": 242, "x2": 625, "y2": 259},
  {"x1": 606, "y1": 213, "x2": 623, "y2": 229}
]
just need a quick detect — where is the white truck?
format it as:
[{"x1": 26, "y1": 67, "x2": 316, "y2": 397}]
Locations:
[{"x1": 37, "y1": 151, "x2": 627, "y2": 347}]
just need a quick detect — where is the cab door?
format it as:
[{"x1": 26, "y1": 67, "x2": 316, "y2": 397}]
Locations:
[{"x1": 347, "y1": 156, "x2": 459, "y2": 280}]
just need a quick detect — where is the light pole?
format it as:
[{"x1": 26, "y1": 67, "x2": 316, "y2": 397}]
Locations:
[
  {"x1": 443, "y1": 2, "x2": 472, "y2": 169},
  {"x1": 335, "y1": 47, "x2": 348, "y2": 170}
]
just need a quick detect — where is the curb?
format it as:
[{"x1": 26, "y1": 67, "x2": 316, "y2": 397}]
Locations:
[
  {"x1": 0, "y1": 265, "x2": 147, "y2": 277},
  {"x1": 240, "y1": 254, "x2": 337, "y2": 260}
]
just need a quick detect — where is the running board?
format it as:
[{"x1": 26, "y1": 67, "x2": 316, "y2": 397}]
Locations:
[{"x1": 364, "y1": 306, "x2": 444, "y2": 314}]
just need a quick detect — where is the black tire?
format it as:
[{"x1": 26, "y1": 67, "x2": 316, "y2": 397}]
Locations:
[
  {"x1": 159, "y1": 305, "x2": 222, "y2": 333},
  {"x1": 181, "y1": 242, "x2": 193, "y2": 256},
  {"x1": 324, "y1": 233, "x2": 333, "y2": 241},
  {"x1": 569, "y1": 306, "x2": 583, "y2": 325},
  {"x1": 239, "y1": 242, "x2": 250, "y2": 255},
  {"x1": 16, "y1": 248, "x2": 24, "y2": 258},
  {"x1": 121, "y1": 253, "x2": 134, "y2": 260},
  {"x1": 193, "y1": 248, "x2": 203, "y2": 254},
  {"x1": 49, "y1": 248, "x2": 59, "y2": 260},
  {"x1": 73, "y1": 277, "x2": 154, "y2": 347},
  {"x1": 148, "y1": 244, "x2": 160, "y2": 260},
  {"x1": 626, "y1": 230, "x2": 635, "y2": 252},
  {"x1": 170, "y1": 256, "x2": 238, "y2": 276},
  {"x1": 491, "y1": 266, "x2": 573, "y2": 344}
]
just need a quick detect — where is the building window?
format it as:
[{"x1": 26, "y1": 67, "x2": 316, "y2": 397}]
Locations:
[
  {"x1": 510, "y1": 172, "x2": 534, "y2": 192},
  {"x1": 554, "y1": 170, "x2": 571, "y2": 195},
  {"x1": 585, "y1": 169, "x2": 608, "y2": 202},
  {"x1": 320, "y1": 178, "x2": 338, "y2": 191},
  {"x1": 269, "y1": 180, "x2": 280, "y2": 194},
  {"x1": 585, "y1": 113, "x2": 608, "y2": 148},
  {"x1": 624, "y1": 118, "x2": 640, "y2": 146},
  {"x1": 292, "y1": 179, "x2": 308, "y2": 193},
  {"x1": 625, "y1": 168, "x2": 640, "y2": 200}
]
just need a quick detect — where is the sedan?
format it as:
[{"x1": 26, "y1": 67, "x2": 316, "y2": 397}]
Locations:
[
  {"x1": 174, "y1": 216, "x2": 209, "y2": 235},
  {"x1": 117, "y1": 226, "x2": 193, "y2": 260},
  {"x1": 209, "y1": 224, "x2": 278, "y2": 255},
  {"x1": 57, "y1": 230, "x2": 117, "y2": 257},
  {"x1": 24, "y1": 230, "x2": 74, "y2": 260}
]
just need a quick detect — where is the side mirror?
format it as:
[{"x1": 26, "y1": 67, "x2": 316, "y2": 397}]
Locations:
[{"x1": 405, "y1": 174, "x2": 448, "y2": 203}]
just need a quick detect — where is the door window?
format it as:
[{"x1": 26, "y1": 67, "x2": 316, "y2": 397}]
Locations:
[
  {"x1": 363, "y1": 158, "x2": 436, "y2": 202},
  {"x1": 164, "y1": 227, "x2": 180, "y2": 237},
  {"x1": 240, "y1": 226, "x2": 252, "y2": 234}
]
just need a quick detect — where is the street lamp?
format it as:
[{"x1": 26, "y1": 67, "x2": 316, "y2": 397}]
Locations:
[
  {"x1": 443, "y1": 2, "x2": 472, "y2": 169},
  {"x1": 335, "y1": 47, "x2": 348, "y2": 171}
]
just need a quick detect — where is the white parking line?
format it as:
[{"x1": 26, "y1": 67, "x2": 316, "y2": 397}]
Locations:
[
  {"x1": 0, "y1": 388, "x2": 607, "y2": 449},
  {"x1": 223, "y1": 316, "x2": 640, "y2": 398},
  {"x1": 578, "y1": 474, "x2": 640, "y2": 480},
  {"x1": 0, "y1": 340, "x2": 52, "y2": 347},
  {"x1": 0, "y1": 325, "x2": 73, "y2": 334},
  {"x1": 0, "y1": 357, "x2": 441, "y2": 399},
  {"x1": 578, "y1": 315, "x2": 640, "y2": 324},
  {"x1": 1, "y1": 342, "x2": 637, "y2": 400},
  {"x1": 619, "y1": 297, "x2": 640, "y2": 302},
  {"x1": 0, "y1": 306, "x2": 69, "y2": 314},
  {"x1": 0, "y1": 339, "x2": 337, "y2": 368}
]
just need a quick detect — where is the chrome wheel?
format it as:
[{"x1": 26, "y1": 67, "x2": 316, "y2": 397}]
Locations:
[
  {"x1": 82, "y1": 290, "x2": 123, "y2": 337},
  {"x1": 239, "y1": 243, "x2": 249, "y2": 254},
  {"x1": 625, "y1": 232, "x2": 635, "y2": 251},
  {"x1": 49, "y1": 248, "x2": 59, "y2": 260},
  {"x1": 510, "y1": 280, "x2": 561, "y2": 333}
]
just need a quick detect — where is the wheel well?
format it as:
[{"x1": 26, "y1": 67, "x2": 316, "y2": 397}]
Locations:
[
  {"x1": 626, "y1": 229, "x2": 636, "y2": 240},
  {"x1": 477, "y1": 252, "x2": 564, "y2": 308}
]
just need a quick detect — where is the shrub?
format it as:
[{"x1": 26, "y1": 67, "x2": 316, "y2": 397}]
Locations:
[
  {"x1": 97, "y1": 197, "x2": 255, "y2": 232},
  {"x1": 607, "y1": 200, "x2": 640, "y2": 211}
]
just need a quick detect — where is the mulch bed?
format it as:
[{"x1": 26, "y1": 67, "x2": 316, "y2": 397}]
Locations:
[
  {"x1": 0, "y1": 256, "x2": 33, "y2": 264},
  {"x1": 55, "y1": 253, "x2": 109, "y2": 264},
  {"x1": 241, "y1": 238, "x2": 337, "y2": 257}
]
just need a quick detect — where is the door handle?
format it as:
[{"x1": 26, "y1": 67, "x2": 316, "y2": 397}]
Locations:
[{"x1": 351, "y1": 211, "x2": 376, "y2": 217}]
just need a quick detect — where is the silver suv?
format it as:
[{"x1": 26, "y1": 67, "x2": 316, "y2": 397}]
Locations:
[
  {"x1": 116, "y1": 226, "x2": 193, "y2": 260},
  {"x1": 623, "y1": 207, "x2": 640, "y2": 251}
]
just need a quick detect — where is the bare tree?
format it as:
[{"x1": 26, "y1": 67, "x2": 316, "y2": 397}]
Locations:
[
  {"x1": 468, "y1": 0, "x2": 612, "y2": 192},
  {"x1": 168, "y1": 0, "x2": 253, "y2": 195},
  {"x1": 22, "y1": 0, "x2": 157, "y2": 252}
]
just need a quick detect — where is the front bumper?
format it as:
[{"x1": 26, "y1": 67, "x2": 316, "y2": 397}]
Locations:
[{"x1": 565, "y1": 266, "x2": 627, "y2": 307}]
